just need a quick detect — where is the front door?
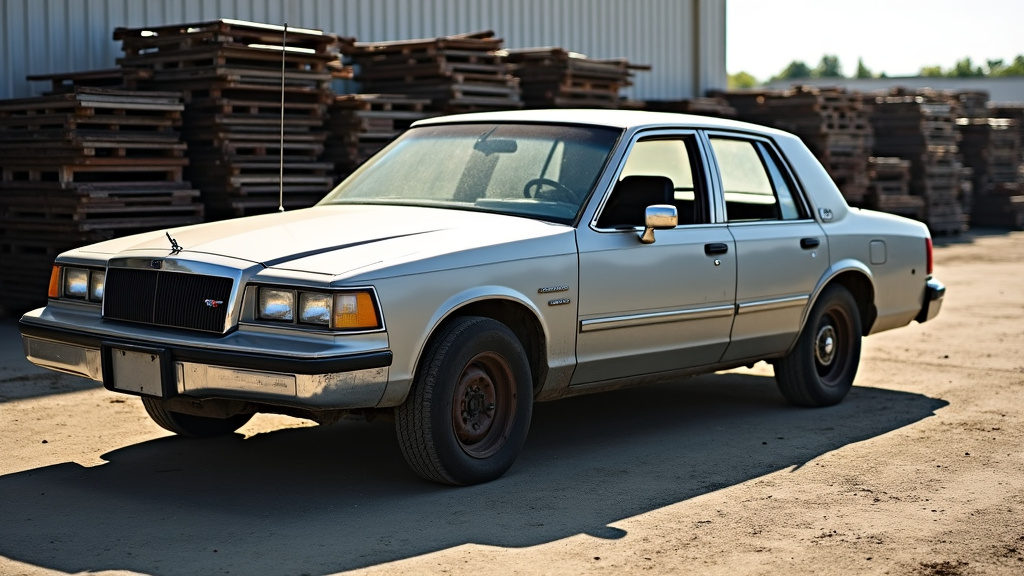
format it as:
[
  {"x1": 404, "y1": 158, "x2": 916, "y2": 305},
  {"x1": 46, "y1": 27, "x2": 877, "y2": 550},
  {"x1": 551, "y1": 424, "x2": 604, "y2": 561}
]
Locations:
[{"x1": 573, "y1": 133, "x2": 737, "y2": 384}]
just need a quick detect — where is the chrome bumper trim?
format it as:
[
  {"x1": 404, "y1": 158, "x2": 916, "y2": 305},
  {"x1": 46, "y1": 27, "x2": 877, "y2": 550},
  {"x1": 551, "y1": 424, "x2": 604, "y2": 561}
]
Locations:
[
  {"x1": 23, "y1": 336, "x2": 103, "y2": 381},
  {"x1": 916, "y1": 277, "x2": 945, "y2": 323},
  {"x1": 20, "y1": 320, "x2": 393, "y2": 410}
]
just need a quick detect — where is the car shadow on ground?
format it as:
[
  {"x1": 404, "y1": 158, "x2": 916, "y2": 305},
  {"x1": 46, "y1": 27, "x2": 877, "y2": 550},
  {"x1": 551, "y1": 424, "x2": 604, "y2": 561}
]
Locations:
[{"x1": 0, "y1": 372, "x2": 947, "y2": 576}]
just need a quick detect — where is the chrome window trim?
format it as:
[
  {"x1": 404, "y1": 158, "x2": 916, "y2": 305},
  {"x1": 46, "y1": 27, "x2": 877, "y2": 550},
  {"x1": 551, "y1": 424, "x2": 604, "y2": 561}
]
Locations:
[
  {"x1": 724, "y1": 218, "x2": 818, "y2": 227},
  {"x1": 736, "y1": 295, "x2": 809, "y2": 315},
  {"x1": 580, "y1": 303, "x2": 735, "y2": 333}
]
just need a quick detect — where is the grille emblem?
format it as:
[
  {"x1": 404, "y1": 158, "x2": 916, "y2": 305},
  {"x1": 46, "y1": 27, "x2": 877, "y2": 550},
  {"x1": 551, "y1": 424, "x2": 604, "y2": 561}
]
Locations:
[
  {"x1": 150, "y1": 260, "x2": 162, "y2": 269},
  {"x1": 204, "y1": 299, "x2": 225, "y2": 308}
]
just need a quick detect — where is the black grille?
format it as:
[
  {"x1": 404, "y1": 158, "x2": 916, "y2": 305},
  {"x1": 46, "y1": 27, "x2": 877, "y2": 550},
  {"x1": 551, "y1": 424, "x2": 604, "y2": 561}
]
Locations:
[{"x1": 104, "y1": 268, "x2": 233, "y2": 333}]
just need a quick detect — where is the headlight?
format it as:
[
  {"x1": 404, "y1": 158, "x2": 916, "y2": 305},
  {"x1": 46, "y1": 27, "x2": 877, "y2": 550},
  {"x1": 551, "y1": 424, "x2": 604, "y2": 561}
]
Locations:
[
  {"x1": 63, "y1": 268, "x2": 89, "y2": 299},
  {"x1": 89, "y1": 270, "x2": 105, "y2": 302},
  {"x1": 53, "y1": 266, "x2": 105, "y2": 303},
  {"x1": 299, "y1": 292, "x2": 332, "y2": 325},
  {"x1": 255, "y1": 287, "x2": 381, "y2": 330},
  {"x1": 258, "y1": 288, "x2": 295, "y2": 321}
]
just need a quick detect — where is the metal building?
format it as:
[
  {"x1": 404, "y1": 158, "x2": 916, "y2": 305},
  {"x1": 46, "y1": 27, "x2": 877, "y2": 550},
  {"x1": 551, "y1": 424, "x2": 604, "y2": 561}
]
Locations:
[{"x1": 0, "y1": 0, "x2": 726, "y2": 101}]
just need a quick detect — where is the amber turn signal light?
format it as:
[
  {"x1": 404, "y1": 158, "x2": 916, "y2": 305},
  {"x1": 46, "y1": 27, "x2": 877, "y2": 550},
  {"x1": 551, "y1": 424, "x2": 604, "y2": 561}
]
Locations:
[{"x1": 47, "y1": 266, "x2": 61, "y2": 298}]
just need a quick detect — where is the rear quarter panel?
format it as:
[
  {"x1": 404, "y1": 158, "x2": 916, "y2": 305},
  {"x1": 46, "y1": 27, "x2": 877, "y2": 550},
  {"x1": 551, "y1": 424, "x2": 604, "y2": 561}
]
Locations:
[{"x1": 823, "y1": 209, "x2": 930, "y2": 334}]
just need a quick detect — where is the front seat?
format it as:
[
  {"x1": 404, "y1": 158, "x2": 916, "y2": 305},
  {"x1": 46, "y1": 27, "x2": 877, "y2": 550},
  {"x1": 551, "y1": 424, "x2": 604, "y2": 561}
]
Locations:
[{"x1": 596, "y1": 175, "x2": 674, "y2": 228}]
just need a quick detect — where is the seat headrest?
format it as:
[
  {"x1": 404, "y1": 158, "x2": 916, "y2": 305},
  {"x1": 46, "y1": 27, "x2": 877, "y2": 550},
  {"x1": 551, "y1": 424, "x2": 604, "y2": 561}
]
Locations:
[{"x1": 597, "y1": 175, "x2": 674, "y2": 228}]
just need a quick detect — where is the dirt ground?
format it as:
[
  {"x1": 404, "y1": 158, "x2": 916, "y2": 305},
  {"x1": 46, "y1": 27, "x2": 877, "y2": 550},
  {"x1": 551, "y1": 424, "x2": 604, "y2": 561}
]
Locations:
[{"x1": 0, "y1": 230, "x2": 1021, "y2": 576}]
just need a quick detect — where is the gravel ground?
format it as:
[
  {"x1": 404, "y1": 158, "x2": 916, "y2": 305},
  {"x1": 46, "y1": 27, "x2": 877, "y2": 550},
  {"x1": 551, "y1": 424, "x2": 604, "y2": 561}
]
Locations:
[{"x1": 0, "y1": 230, "x2": 1021, "y2": 576}]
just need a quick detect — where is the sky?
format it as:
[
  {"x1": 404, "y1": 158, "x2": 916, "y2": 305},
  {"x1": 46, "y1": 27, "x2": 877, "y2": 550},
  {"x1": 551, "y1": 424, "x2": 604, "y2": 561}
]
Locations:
[{"x1": 726, "y1": 0, "x2": 1024, "y2": 80}]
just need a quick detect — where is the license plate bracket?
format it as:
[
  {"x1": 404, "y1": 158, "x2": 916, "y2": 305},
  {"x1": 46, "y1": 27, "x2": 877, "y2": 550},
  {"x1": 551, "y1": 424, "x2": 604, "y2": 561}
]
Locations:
[{"x1": 102, "y1": 343, "x2": 172, "y2": 398}]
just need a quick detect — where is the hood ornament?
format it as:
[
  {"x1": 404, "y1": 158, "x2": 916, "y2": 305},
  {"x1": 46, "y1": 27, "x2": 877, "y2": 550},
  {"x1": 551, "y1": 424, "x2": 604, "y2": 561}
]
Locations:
[{"x1": 166, "y1": 232, "x2": 183, "y2": 255}]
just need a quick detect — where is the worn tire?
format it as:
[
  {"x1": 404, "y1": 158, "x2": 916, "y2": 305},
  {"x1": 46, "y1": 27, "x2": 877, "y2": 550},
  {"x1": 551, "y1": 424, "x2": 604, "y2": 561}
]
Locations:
[
  {"x1": 142, "y1": 397, "x2": 253, "y2": 438},
  {"x1": 395, "y1": 316, "x2": 533, "y2": 485},
  {"x1": 774, "y1": 285, "x2": 862, "y2": 407}
]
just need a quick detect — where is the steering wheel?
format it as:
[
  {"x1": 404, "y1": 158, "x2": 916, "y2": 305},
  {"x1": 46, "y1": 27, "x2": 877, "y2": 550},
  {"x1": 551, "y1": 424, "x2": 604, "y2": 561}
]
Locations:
[{"x1": 523, "y1": 178, "x2": 577, "y2": 203}]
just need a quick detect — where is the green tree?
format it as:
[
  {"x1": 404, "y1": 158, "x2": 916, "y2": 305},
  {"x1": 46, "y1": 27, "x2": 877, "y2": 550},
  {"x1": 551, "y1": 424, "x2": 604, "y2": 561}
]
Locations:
[
  {"x1": 990, "y1": 55, "x2": 1024, "y2": 76},
  {"x1": 728, "y1": 71, "x2": 759, "y2": 89},
  {"x1": 813, "y1": 55, "x2": 843, "y2": 78},
  {"x1": 773, "y1": 60, "x2": 812, "y2": 81},
  {"x1": 919, "y1": 65, "x2": 944, "y2": 77},
  {"x1": 855, "y1": 58, "x2": 873, "y2": 79},
  {"x1": 950, "y1": 57, "x2": 984, "y2": 77}
]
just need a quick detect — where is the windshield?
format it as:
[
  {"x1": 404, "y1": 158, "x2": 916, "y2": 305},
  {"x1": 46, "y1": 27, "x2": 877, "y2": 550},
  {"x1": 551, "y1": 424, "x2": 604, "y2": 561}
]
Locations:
[{"x1": 319, "y1": 123, "x2": 621, "y2": 224}]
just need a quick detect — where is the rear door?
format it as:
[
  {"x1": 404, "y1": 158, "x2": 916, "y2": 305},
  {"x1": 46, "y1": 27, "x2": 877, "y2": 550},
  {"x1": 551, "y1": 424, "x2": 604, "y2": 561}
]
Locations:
[{"x1": 704, "y1": 133, "x2": 828, "y2": 362}]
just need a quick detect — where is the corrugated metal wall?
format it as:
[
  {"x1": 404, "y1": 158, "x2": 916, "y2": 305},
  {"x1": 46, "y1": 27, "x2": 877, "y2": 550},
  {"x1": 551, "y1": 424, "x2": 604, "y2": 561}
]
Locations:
[{"x1": 0, "y1": 0, "x2": 726, "y2": 100}]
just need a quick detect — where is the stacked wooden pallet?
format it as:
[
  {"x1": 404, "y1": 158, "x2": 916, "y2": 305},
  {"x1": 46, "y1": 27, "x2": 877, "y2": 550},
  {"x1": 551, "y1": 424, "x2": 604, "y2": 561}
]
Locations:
[
  {"x1": 959, "y1": 97, "x2": 1024, "y2": 230},
  {"x1": 344, "y1": 31, "x2": 521, "y2": 113},
  {"x1": 323, "y1": 94, "x2": 434, "y2": 179},
  {"x1": 0, "y1": 87, "x2": 202, "y2": 312},
  {"x1": 721, "y1": 86, "x2": 873, "y2": 205},
  {"x1": 866, "y1": 157, "x2": 924, "y2": 219},
  {"x1": 27, "y1": 68, "x2": 154, "y2": 94},
  {"x1": 990, "y1": 103, "x2": 1024, "y2": 178},
  {"x1": 113, "y1": 19, "x2": 341, "y2": 219},
  {"x1": 642, "y1": 97, "x2": 737, "y2": 118},
  {"x1": 865, "y1": 90, "x2": 966, "y2": 234},
  {"x1": 505, "y1": 47, "x2": 648, "y2": 109}
]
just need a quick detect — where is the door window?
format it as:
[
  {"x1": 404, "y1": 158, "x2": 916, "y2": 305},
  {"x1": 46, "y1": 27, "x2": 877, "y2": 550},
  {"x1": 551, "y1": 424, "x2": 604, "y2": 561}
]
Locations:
[
  {"x1": 710, "y1": 137, "x2": 806, "y2": 222},
  {"x1": 612, "y1": 137, "x2": 706, "y2": 225}
]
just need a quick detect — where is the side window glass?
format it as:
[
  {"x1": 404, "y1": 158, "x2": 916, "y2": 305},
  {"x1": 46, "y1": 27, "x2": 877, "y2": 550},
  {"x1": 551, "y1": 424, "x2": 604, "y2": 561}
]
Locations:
[
  {"x1": 757, "y1": 142, "x2": 805, "y2": 220},
  {"x1": 613, "y1": 137, "x2": 704, "y2": 225},
  {"x1": 709, "y1": 137, "x2": 779, "y2": 221}
]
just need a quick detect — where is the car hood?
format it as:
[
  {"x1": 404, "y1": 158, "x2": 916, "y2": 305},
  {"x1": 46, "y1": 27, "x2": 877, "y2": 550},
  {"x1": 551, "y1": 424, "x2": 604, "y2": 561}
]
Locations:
[{"x1": 76, "y1": 204, "x2": 574, "y2": 277}]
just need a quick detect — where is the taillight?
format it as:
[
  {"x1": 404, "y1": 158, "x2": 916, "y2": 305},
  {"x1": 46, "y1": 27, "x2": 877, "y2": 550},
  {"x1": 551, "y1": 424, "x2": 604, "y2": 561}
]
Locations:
[{"x1": 925, "y1": 237, "x2": 934, "y2": 275}]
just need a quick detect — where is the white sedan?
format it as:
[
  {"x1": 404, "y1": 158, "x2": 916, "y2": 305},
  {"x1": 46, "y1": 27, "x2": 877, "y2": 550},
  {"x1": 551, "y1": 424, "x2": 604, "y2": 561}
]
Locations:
[{"x1": 21, "y1": 109, "x2": 944, "y2": 485}]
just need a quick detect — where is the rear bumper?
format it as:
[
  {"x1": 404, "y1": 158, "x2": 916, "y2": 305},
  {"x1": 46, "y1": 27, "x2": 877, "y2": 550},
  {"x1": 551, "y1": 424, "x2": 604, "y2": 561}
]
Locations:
[
  {"x1": 915, "y1": 277, "x2": 945, "y2": 323},
  {"x1": 20, "y1": 311, "x2": 392, "y2": 410}
]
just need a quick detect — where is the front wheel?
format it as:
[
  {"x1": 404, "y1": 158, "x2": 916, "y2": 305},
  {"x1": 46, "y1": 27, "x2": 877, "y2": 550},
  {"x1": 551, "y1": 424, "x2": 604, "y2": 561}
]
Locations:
[
  {"x1": 395, "y1": 316, "x2": 533, "y2": 485},
  {"x1": 774, "y1": 285, "x2": 862, "y2": 407},
  {"x1": 142, "y1": 397, "x2": 253, "y2": 438}
]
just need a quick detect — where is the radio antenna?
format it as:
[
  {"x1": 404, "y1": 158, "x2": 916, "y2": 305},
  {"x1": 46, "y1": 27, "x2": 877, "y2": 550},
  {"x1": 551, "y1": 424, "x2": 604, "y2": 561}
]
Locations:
[{"x1": 278, "y1": 22, "x2": 288, "y2": 212}]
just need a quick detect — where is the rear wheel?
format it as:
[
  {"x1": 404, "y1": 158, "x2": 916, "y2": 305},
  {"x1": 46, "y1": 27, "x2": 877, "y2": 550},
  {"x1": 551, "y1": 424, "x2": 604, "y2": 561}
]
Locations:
[
  {"x1": 142, "y1": 397, "x2": 253, "y2": 438},
  {"x1": 395, "y1": 316, "x2": 533, "y2": 485},
  {"x1": 774, "y1": 285, "x2": 862, "y2": 407}
]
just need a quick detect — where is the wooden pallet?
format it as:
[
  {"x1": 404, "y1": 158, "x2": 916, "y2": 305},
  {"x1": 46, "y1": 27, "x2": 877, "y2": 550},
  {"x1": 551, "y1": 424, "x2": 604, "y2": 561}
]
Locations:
[
  {"x1": 346, "y1": 32, "x2": 522, "y2": 112},
  {"x1": 114, "y1": 19, "x2": 341, "y2": 57},
  {"x1": 323, "y1": 94, "x2": 435, "y2": 178},
  {"x1": 507, "y1": 47, "x2": 647, "y2": 110}
]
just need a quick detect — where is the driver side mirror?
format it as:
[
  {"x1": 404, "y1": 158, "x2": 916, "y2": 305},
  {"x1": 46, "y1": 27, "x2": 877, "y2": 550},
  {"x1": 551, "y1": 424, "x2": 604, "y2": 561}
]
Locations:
[{"x1": 639, "y1": 205, "x2": 678, "y2": 244}]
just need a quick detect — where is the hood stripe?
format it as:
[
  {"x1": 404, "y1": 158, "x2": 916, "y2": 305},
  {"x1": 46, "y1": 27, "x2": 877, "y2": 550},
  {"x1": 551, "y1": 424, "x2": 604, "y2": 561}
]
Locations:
[{"x1": 259, "y1": 231, "x2": 440, "y2": 269}]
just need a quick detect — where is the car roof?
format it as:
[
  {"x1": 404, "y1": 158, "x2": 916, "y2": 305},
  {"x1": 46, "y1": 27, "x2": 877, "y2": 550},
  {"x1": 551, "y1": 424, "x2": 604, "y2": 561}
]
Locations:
[{"x1": 413, "y1": 108, "x2": 793, "y2": 138}]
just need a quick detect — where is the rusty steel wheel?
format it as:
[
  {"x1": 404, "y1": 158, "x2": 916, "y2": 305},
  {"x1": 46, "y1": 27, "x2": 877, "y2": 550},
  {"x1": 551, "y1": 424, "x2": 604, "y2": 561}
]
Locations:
[
  {"x1": 395, "y1": 316, "x2": 533, "y2": 485},
  {"x1": 451, "y1": 351, "x2": 516, "y2": 459}
]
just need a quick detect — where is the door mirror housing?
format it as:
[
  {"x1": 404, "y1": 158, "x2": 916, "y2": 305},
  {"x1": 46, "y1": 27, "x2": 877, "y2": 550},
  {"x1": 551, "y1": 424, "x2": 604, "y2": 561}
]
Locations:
[{"x1": 640, "y1": 205, "x2": 678, "y2": 244}]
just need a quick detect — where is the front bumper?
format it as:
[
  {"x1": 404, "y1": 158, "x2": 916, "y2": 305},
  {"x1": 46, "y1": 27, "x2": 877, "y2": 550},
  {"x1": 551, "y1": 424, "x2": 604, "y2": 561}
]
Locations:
[
  {"x1": 21, "y1": 308, "x2": 392, "y2": 410},
  {"x1": 915, "y1": 276, "x2": 945, "y2": 323}
]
